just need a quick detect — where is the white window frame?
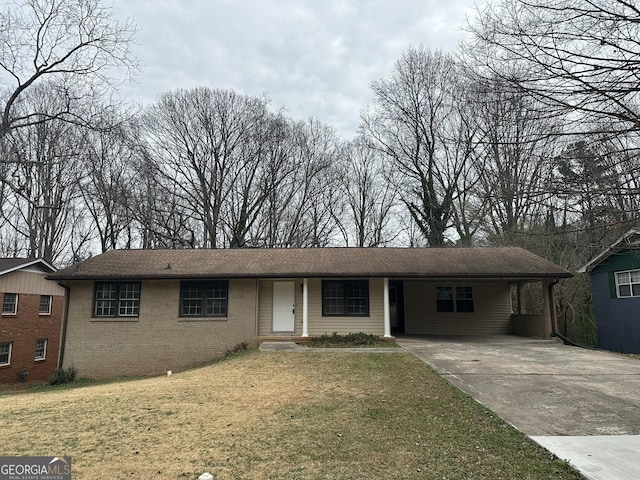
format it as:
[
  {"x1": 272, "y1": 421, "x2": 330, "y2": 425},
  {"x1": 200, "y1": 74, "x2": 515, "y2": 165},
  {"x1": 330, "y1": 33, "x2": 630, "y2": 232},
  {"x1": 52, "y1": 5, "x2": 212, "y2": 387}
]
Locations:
[
  {"x1": 35, "y1": 339, "x2": 47, "y2": 361},
  {"x1": 94, "y1": 282, "x2": 141, "y2": 318},
  {"x1": 39, "y1": 295, "x2": 52, "y2": 315},
  {"x1": 0, "y1": 342, "x2": 12, "y2": 366},
  {"x1": 615, "y1": 269, "x2": 640, "y2": 298},
  {"x1": 2, "y1": 293, "x2": 17, "y2": 315}
]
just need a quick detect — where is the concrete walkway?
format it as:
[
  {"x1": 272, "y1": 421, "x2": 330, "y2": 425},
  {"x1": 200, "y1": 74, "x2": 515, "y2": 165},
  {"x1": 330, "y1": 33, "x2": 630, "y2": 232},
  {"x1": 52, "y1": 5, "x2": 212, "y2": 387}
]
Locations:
[{"x1": 396, "y1": 335, "x2": 640, "y2": 480}]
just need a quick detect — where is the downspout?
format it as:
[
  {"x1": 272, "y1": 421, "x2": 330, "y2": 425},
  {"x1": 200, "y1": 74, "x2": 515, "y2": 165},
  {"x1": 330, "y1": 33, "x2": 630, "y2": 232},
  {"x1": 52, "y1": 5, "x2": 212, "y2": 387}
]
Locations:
[{"x1": 57, "y1": 282, "x2": 71, "y2": 369}]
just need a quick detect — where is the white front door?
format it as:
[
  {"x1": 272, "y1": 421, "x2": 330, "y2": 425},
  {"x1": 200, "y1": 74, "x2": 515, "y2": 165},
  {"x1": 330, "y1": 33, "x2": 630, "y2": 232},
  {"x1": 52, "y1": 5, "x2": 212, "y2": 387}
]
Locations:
[{"x1": 273, "y1": 281, "x2": 295, "y2": 332}]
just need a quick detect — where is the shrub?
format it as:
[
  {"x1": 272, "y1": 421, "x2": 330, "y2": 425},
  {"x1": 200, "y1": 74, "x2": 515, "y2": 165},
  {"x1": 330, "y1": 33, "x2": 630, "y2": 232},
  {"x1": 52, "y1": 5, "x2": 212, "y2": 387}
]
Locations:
[
  {"x1": 225, "y1": 342, "x2": 249, "y2": 356},
  {"x1": 48, "y1": 366, "x2": 78, "y2": 386},
  {"x1": 308, "y1": 332, "x2": 387, "y2": 348}
]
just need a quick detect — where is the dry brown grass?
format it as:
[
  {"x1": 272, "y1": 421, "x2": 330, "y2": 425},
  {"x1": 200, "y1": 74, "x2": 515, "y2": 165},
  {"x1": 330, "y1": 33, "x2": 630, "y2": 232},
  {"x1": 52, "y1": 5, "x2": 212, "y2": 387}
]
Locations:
[{"x1": 1, "y1": 350, "x2": 580, "y2": 479}]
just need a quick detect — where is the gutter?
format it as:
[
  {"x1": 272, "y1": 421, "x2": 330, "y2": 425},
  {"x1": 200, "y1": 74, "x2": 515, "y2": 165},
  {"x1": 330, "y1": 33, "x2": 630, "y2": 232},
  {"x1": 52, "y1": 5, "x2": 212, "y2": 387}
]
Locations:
[{"x1": 46, "y1": 273, "x2": 573, "y2": 283}]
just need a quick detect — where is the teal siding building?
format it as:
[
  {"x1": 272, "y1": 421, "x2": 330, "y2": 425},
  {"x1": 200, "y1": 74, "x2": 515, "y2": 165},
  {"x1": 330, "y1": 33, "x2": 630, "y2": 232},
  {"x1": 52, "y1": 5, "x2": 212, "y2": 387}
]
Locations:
[{"x1": 580, "y1": 229, "x2": 640, "y2": 354}]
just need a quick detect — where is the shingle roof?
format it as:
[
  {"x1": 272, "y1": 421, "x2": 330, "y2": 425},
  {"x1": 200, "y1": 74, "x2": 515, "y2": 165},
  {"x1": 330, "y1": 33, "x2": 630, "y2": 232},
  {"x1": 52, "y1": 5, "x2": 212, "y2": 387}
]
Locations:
[
  {"x1": 578, "y1": 228, "x2": 640, "y2": 273},
  {"x1": 48, "y1": 247, "x2": 572, "y2": 281},
  {"x1": 0, "y1": 257, "x2": 56, "y2": 276}
]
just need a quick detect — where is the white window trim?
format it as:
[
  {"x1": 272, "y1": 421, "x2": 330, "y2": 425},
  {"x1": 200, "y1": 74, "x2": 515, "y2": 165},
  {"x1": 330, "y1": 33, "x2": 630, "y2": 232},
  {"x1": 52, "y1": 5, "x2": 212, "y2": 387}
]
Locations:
[
  {"x1": 2, "y1": 293, "x2": 18, "y2": 315},
  {"x1": 94, "y1": 282, "x2": 141, "y2": 318},
  {"x1": 615, "y1": 269, "x2": 640, "y2": 298},
  {"x1": 35, "y1": 339, "x2": 47, "y2": 361},
  {"x1": 39, "y1": 295, "x2": 52, "y2": 315},
  {"x1": 0, "y1": 342, "x2": 12, "y2": 366}
]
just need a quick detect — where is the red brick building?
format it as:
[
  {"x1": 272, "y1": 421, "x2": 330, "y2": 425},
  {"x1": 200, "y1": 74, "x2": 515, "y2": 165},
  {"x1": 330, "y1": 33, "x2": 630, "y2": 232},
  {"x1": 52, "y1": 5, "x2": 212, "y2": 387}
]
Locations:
[{"x1": 0, "y1": 258, "x2": 65, "y2": 383}]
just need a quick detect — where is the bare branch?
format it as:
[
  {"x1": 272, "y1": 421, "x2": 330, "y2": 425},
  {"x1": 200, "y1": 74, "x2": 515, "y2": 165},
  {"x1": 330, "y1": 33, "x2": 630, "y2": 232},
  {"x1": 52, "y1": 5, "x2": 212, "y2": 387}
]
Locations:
[{"x1": 0, "y1": 0, "x2": 138, "y2": 137}]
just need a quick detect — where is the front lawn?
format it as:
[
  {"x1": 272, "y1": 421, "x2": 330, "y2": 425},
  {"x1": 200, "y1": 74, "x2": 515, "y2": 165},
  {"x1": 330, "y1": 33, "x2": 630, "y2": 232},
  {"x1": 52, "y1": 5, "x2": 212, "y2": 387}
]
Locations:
[{"x1": 0, "y1": 351, "x2": 580, "y2": 479}]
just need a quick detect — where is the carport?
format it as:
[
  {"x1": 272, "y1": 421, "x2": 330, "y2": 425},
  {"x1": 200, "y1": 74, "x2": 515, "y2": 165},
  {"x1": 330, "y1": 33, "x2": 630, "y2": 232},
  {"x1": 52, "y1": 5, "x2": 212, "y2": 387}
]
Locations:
[{"x1": 391, "y1": 276, "x2": 565, "y2": 339}]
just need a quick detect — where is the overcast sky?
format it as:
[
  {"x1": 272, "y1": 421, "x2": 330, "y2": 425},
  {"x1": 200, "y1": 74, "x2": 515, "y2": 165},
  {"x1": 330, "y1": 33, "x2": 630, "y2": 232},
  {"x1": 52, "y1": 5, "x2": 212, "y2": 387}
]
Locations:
[{"x1": 111, "y1": 0, "x2": 484, "y2": 140}]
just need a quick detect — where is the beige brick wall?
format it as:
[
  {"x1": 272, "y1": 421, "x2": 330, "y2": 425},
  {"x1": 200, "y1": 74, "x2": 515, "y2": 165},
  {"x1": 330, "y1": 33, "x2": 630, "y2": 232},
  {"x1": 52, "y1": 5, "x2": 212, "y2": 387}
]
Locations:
[{"x1": 63, "y1": 279, "x2": 257, "y2": 378}]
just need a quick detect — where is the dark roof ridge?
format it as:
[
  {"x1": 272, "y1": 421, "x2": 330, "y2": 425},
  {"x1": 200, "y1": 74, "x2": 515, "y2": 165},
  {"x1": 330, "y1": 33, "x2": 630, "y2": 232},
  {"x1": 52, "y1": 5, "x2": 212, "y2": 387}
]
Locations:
[{"x1": 49, "y1": 247, "x2": 572, "y2": 281}]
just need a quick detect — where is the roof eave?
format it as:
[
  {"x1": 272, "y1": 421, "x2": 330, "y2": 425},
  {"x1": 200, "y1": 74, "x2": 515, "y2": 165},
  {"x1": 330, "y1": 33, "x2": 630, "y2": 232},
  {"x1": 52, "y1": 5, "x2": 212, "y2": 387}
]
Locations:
[
  {"x1": 49, "y1": 272, "x2": 573, "y2": 281},
  {"x1": 1, "y1": 258, "x2": 56, "y2": 277},
  {"x1": 579, "y1": 228, "x2": 640, "y2": 273}
]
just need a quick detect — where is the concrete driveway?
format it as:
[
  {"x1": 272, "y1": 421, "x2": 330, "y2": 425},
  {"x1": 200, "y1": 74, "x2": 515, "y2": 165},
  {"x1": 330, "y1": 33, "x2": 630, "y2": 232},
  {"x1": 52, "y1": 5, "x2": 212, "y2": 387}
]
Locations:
[{"x1": 396, "y1": 335, "x2": 640, "y2": 480}]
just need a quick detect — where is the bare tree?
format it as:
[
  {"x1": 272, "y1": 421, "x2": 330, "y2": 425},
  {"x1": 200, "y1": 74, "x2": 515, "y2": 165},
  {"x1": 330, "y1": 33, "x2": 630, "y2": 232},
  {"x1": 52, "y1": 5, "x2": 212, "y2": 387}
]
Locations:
[
  {"x1": 77, "y1": 118, "x2": 137, "y2": 252},
  {"x1": 0, "y1": 141, "x2": 24, "y2": 256},
  {"x1": 248, "y1": 117, "x2": 299, "y2": 247},
  {"x1": 442, "y1": 72, "x2": 488, "y2": 246},
  {"x1": 466, "y1": 0, "x2": 640, "y2": 135},
  {"x1": 0, "y1": 0, "x2": 137, "y2": 138},
  {"x1": 142, "y1": 88, "x2": 279, "y2": 248},
  {"x1": 362, "y1": 47, "x2": 478, "y2": 246},
  {"x1": 0, "y1": 85, "x2": 83, "y2": 262},
  {"x1": 131, "y1": 150, "x2": 198, "y2": 249},
  {"x1": 253, "y1": 118, "x2": 342, "y2": 247},
  {"x1": 0, "y1": 138, "x2": 11, "y2": 230},
  {"x1": 338, "y1": 137, "x2": 398, "y2": 247},
  {"x1": 306, "y1": 161, "x2": 344, "y2": 247},
  {"x1": 223, "y1": 110, "x2": 289, "y2": 248},
  {"x1": 470, "y1": 77, "x2": 559, "y2": 243},
  {"x1": 554, "y1": 135, "x2": 640, "y2": 246},
  {"x1": 461, "y1": 0, "x2": 640, "y2": 345},
  {"x1": 285, "y1": 119, "x2": 343, "y2": 247}
]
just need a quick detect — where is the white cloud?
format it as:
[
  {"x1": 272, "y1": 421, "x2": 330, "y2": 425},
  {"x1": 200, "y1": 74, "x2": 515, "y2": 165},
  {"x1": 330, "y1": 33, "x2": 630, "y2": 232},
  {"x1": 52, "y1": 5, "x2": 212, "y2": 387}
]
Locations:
[{"x1": 112, "y1": 0, "x2": 484, "y2": 139}]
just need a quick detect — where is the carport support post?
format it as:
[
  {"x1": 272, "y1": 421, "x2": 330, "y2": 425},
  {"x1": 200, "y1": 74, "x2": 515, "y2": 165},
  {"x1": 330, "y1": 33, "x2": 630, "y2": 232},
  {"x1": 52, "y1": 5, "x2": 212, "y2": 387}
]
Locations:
[
  {"x1": 517, "y1": 283, "x2": 525, "y2": 314},
  {"x1": 542, "y1": 279, "x2": 554, "y2": 339},
  {"x1": 383, "y1": 278, "x2": 391, "y2": 337},
  {"x1": 302, "y1": 278, "x2": 309, "y2": 337}
]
